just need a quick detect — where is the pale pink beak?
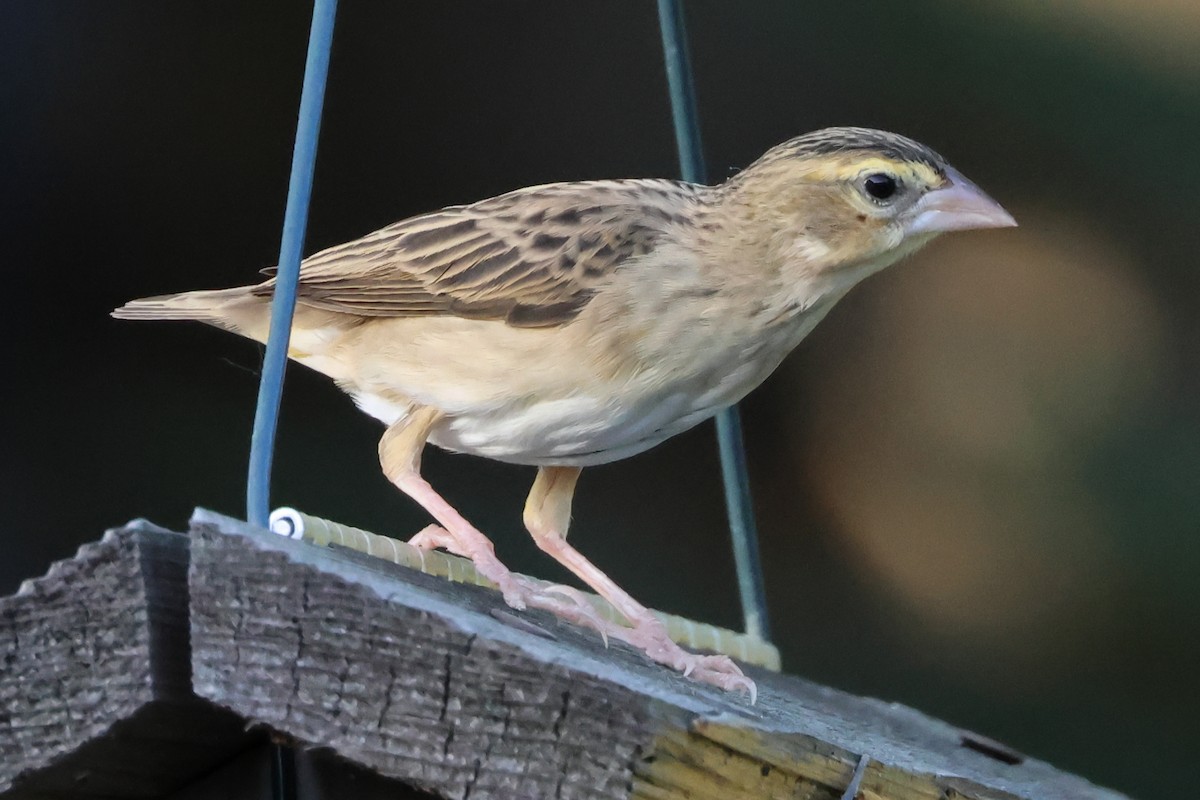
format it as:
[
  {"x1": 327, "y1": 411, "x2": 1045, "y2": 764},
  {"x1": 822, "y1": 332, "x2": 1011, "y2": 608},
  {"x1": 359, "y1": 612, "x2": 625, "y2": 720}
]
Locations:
[{"x1": 904, "y1": 167, "x2": 1016, "y2": 236}]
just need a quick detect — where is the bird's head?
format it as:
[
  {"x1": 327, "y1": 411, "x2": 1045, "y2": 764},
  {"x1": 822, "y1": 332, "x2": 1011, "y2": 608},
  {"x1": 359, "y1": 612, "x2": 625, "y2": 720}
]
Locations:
[{"x1": 719, "y1": 127, "x2": 1015, "y2": 286}]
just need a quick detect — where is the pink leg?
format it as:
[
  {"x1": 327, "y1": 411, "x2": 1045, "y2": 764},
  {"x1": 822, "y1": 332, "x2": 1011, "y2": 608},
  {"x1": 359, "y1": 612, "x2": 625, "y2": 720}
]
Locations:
[
  {"x1": 524, "y1": 466, "x2": 756, "y2": 701},
  {"x1": 380, "y1": 408, "x2": 607, "y2": 629},
  {"x1": 392, "y1": 470, "x2": 528, "y2": 605}
]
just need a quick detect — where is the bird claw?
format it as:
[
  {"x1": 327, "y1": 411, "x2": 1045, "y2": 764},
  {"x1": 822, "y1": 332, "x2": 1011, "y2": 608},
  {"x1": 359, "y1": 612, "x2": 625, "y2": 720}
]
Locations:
[
  {"x1": 408, "y1": 524, "x2": 460, "y2": 552},
  {"x1": 404, "y1": 524, "x2": 755, "y2": 701},
  {"x1": 615, "y1": 618, "x2": 758, "y2": 703},
  {"x1": 687, "y1": 657, "x2": 758, "y2": 705},
  {"x1": 408, "y1": 526, "x2": 530, "y2": 608},
  {"x1": 516, "y1": 579, "x2": 611, "y2": 645}
]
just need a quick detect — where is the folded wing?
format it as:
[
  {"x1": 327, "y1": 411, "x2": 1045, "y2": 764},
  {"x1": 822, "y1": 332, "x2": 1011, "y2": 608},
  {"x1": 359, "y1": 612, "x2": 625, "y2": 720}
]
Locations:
[{"x1": 254, "y1": 179, "x2": 700, "y2": 328}]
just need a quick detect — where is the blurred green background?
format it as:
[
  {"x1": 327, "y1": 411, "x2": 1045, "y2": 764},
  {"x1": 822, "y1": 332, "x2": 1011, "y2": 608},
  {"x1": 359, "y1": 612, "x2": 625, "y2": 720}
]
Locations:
[{"x1": 2, "y1": 2, "x2": 1196, "y2": 796}]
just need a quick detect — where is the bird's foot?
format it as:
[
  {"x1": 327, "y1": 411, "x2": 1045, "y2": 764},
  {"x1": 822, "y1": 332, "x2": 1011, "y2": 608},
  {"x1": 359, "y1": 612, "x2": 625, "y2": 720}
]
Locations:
[
  {"x1": 407, "y1": 524, "x2": 531, "y2": 609},
  {"x1": 615, "y1": 616, "x2": 757, "y2": 702},
  {"x1": 406, "y1": 525, "x2": 755, "y2": 701},
  {"x1": 407, "y1": 526, "x2": 606, "y2": 633},
  {"x1": 509, "y1": 578, "x2": 615, "y2": 641},
  {"x1": 408, "y1": 524, "x2": 465, "y2": 557}
]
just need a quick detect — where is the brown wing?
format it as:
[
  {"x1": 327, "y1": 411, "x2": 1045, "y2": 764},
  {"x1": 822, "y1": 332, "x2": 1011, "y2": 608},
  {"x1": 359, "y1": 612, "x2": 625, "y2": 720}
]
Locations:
[{"x1": 253, "y1": 179, "x2": 702, "y2": 328}]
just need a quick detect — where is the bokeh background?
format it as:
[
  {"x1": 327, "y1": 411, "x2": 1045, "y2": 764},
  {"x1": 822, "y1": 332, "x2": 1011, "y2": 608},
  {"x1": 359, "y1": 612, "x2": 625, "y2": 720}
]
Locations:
[{"x1": 3, "y1": 2, "x2": 1197, "y2": 796}]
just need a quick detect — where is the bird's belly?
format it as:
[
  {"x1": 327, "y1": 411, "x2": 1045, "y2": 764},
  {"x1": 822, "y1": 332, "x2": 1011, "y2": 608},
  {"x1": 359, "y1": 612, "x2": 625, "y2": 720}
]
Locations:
[
  {"x1": 359, "y1": 346, "x2": 791, "y2": 466},
  {"x1": 384, "y1": 391, "x2": 712, "y2": 466},
  {"x1": 342, "y1": 305, "x2": 821, "y2": 467},
  {"x1": 354, "y1": 382, "x2": 729, "y2": 467}
]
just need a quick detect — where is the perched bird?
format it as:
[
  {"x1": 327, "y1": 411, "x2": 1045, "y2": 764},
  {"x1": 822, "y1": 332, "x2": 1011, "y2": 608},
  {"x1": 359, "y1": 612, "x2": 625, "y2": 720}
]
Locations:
[{"x1": 114, "y1": 127, "x2": 1015, "y2": 698}]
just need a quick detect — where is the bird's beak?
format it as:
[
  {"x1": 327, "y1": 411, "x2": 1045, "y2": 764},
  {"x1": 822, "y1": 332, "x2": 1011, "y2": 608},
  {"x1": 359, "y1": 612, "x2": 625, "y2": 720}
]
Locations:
[{"x1": 904, "y1": 167, "x2": 1017, "y2": 236}]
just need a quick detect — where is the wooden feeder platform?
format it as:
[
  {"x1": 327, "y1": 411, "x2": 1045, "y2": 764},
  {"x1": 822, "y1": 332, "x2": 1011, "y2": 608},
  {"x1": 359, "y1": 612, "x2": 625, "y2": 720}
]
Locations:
[{"x1": 0, "y1": 510, "x2": 1128, "y2": 800}]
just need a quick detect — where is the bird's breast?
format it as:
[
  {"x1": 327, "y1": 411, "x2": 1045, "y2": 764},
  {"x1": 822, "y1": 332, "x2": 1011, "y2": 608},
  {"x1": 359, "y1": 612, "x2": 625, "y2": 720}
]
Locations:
[
  {"x1": 330, "y1": 266, "x2": 839, "y2": 467},
  {"x1": 403, "y1": 312, "x2": 814, "y2": 467}
]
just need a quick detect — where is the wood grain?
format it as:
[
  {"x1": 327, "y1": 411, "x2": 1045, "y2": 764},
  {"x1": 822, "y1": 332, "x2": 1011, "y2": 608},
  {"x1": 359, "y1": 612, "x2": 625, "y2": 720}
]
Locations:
[{"x1": 0, "y1": 510, "x2": 1129, "y2": 800}]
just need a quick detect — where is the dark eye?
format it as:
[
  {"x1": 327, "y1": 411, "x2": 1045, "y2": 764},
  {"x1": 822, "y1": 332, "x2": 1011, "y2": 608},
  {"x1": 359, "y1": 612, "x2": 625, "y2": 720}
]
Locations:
[{"x1": 863, "y1": 173, "x2": 898, "y2": 201}]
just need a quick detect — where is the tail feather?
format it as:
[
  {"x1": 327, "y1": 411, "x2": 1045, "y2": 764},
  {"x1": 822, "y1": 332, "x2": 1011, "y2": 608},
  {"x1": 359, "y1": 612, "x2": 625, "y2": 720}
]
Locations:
[
  {"x1": 112, "y1": 286, "x2": 276, "y2": 342},
  {"x1": 112, "y1": 287, "x2": 249, "y2": 321}
]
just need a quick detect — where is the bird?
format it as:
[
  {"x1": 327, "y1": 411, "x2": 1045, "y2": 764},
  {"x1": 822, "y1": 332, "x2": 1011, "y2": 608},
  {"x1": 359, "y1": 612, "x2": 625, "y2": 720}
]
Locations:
[{"x1": 114, "y1": 127, "x2": 1015, "y2": 699}]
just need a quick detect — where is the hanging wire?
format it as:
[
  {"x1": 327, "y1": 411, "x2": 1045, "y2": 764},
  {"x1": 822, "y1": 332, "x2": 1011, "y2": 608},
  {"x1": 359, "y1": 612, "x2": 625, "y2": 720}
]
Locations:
[
  {"x1": 270, "y1": 741, "x2": 297, "y2": 800},
  {"x1": 655, "y1": 0, "x2": 772, "y2": 641},
  {"x1": 246, "y1": 0, "x2": 340, "y2": 528}
]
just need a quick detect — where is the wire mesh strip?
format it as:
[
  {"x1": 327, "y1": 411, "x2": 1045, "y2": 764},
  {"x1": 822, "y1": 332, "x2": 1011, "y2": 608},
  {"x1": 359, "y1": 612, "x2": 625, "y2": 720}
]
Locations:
[
  {"x1": 655, "y1": 0, "x2": 772, "y2": 641},
  {"x1": 269, "y1": 507, "x2": 782, "y2": 671}
]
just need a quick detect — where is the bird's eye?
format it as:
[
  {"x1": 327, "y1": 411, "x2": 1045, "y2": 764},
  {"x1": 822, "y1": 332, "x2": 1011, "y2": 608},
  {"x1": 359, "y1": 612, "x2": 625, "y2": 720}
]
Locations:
[{"x1": 863, "y1": 173, "x2": 899, "y2": 201}]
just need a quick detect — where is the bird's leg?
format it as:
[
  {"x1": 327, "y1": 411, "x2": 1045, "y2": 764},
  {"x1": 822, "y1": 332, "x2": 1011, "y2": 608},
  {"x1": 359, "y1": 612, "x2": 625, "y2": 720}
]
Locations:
[
  {"x1": 378, "y1": 408, "x2": 607, "y2": 628},
  {"x1": 524, "y1": 466, "x2": 756, "y2": 699},
  {"x1": 379, "y1": 406, "x2": 531, "y2": 607}
]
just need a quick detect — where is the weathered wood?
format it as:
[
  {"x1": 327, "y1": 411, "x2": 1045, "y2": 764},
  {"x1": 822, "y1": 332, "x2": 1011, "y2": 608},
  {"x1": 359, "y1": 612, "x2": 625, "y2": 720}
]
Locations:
[
  {"x1": 0, "y1": 523, "x2": 250, "y2": 798},
  {"x1": 189, "y1": 513, "x2": 657, "y2": 800},
  {"x1": 1, "y1": 510, "x2": 1129, "y2": 800}
]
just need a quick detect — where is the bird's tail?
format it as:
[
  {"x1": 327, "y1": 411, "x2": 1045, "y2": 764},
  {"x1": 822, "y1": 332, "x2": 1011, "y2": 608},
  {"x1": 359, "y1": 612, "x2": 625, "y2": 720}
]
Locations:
[
  {"x1": 112, "y1": 287, "x2": 270, "y2": 340},
  {"x1": 111, "y1": 287, "x2": 247, "y2": 321}
]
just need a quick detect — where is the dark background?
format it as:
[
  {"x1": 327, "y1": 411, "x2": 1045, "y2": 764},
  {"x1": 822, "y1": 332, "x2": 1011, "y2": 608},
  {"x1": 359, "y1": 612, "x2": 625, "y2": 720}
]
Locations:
[{"x1": 4, "y1": 2, "x2": 1198, "y2": 797}]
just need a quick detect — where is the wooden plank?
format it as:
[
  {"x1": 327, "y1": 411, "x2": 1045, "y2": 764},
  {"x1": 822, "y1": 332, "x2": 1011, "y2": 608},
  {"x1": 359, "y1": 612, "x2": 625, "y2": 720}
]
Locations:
[
  {"x1": 0, "y1": 523, "x2": 252, "y2": 799},
  {"x1": 188, "y1": 509, "x2": 1128, "y2": 800},
  {"x1": 190, "y1": 515, "x2": 658, "y2": 800},
  {"x1": 0, "y1": 511, "x2": 1130, "y2": 800}
]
